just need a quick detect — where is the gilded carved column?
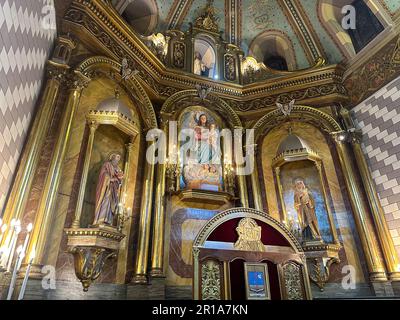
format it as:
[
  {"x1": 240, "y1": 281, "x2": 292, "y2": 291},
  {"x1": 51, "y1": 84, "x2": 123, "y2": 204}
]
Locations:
[
  {"x1": 0, "y1": 62, "x2": 68, "y2": 247},
  {"x1": 150, "y1": 121, "x2": 167, "y2": 277},
  {"x1": 275, "y1": 166, "x2": 288, "y2": 224},
  {"x1": 315, "y1": 161, "x2": 339, "y2": 244},
  {"x1": 72, "y1": 120, "x2": 99, "y2": 228},
  {"x1": 349, "y1": 132, "x2": 400, "y2": 281},
  {"x1": 249, "y1": 144, "x2": 263, "y2": 211},
  {"x1": 333, "y1": 133, "x2": 387, "y2": 282},
  {"x1": 132, "y1": 139, "x2": 156, "y2": 284},
  {"x1": 193, "y1": 247, "x2": 200, "y2": 300},
  {"x1": 235, "y1": 127, "x2": 249, "y2": 208},
  {"x1": 25, "y1": 71, "x2": 90, "y2": 276}
]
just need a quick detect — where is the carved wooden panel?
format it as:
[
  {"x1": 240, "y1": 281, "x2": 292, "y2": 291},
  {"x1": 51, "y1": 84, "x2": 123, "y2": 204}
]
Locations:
[
  {"x1": 200, "y1": 259, "x2": 222, "y2": 300},
  {"x1": 279, "y1": 261, "x2": 306, "y2": 300}
]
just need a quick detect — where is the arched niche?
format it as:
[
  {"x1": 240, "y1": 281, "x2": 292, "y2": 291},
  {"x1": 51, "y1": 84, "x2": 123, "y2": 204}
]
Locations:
[
  {"x1": 161, "y1": 90, "x2": 241, "y2": 130},
  {"x1": 318, "y1": 0, "x2": 390, "y2": 59},
  {"x1": 248, "y1": 30, "x2": 297, "y2": 71},
  {"x1": 193, "y1": 34, "x2": 217, "y2": 79},
  {"x1": 161, "y1": 90, "x2": 242, "y2": 196},
  {"x1": 192, "y1": 208, "x2": 312, "y2": 300},
  {"x1": 253, "y1": 111, "x2": 367, "y2": 289},
  {"x1": 76, "y1": 56, "x2": 158, "y2": 130},
  {"x1": 117, "y1": 0, "x2": 159, "y2": 36}
]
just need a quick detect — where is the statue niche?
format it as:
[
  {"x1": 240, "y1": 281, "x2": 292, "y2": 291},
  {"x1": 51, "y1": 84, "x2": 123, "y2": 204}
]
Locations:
[
  {"x1": 92, "y1": 153, "x2": 124, "y2": 227},
  {"x1": 193, "y1": 38, "x2": 216, "y2": 79},
  {"x1": 65, "y1": 89, "x2": 139, "y2": 291},
  {"x1": 271, "y1": 128, "x2": 342, "y2": 291}
]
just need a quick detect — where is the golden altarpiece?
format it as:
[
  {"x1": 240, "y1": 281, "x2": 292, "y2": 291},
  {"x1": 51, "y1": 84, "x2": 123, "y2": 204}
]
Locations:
[{"x1": 0, "y1": 0, "x2": 400, "y2": 300}]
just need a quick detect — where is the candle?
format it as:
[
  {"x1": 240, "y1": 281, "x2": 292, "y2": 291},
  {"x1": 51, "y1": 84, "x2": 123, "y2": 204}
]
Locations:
[
  {"x1": 18, "y1": 249, "x2": 35, "y2": 300},
  {"x1": 6, "y1": 222, "x2": 21, "y2": 272},
  {"x1": 21, "y1": 223, "x2": 33, "y2": 255},
  {"x1": 7, "y1": 245, "x2": 24, "y2": 300},
  {"x1": 0, "y1": 223, "x2": 7, "y2": 245}
]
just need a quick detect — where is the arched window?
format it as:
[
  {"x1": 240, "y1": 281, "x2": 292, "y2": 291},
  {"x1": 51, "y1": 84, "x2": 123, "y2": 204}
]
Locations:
[
  {"x1": 347, "y1": 0, "x2": 384, "y2": 53},
  {"x1": 193, "y1": 37, "x2": 217, "y2": 79},
  {"x1": 263, "y1": 55, "x2": 289, "y2": 72},
  {"x1": 117, "y1": 0, "x2": 158, "y2": 36},
  {"x1": 249, "y1": 30, "x2": 297, "y2": 71},
  {"x1": 319, "y1": 0, "x2": 389, "y2": 58}
]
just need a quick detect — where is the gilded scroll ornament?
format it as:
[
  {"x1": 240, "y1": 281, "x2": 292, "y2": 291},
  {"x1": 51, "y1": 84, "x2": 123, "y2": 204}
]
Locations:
[
  {"x1": 234, "y1": 218, "x2": 265, "y2": 252},
  {"x1": 201, "y1": 260, "x2": 221, "y2": 300},
  {"x1": 194, "y1": 0, "x2": 219, "y2": 33}
]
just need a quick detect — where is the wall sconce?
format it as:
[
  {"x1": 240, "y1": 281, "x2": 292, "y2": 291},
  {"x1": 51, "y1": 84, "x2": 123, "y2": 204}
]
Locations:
[{"x1": 166, "y1": 157, "x2": 179, "y2": 194}]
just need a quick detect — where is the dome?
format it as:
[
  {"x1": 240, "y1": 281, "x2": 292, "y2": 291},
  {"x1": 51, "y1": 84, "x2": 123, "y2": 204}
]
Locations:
[
  {"x1": 277, "y1": 133, "x2": 308, "y2": 155},
  {"x1": 96, "y1": 94, "x2": 133, "y2": 120}
]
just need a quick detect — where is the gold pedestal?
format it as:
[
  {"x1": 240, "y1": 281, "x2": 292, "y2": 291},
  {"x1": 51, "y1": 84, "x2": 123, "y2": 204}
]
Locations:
[
  {"x1": 65, "y1": 226, "x2": 125, "y2": 291},
  {"x1": 303, "y1": 242, "x2": 341, "y2": 291}
]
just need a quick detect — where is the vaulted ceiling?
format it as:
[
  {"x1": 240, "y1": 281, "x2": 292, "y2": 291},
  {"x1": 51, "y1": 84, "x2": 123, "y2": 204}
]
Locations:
[{"x1": 55, "y1": 0, "x2": 399, "y2": 69}]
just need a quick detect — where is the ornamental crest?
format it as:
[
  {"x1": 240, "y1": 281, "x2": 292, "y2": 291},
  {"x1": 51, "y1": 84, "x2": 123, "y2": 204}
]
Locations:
[{"x1": 234, "y1": 218, "x2": 265, "y2": 252}]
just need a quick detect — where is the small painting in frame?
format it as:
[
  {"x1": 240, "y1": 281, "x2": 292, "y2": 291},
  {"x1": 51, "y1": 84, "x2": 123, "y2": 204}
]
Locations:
[{"x1": 244, "y1": 263, "x2": 270, "y2": 300}]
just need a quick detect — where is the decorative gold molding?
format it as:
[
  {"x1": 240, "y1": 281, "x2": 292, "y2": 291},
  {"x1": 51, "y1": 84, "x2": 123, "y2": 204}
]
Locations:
[
  {"x1": 75, "y1": 55, "x2": 158, "y2": 129},
  {"x1": 86, "y1": 110, "x2": 139, "y2": 137},
  {"x1": 177, "y1": 189, "x2": 235, "y2": 205},
  {"x1": 62, "y1": 0, "x2": 347, "y2": 113},
  {"x1": 253, "y1": 105, "x2": 342, "y2": 142}
]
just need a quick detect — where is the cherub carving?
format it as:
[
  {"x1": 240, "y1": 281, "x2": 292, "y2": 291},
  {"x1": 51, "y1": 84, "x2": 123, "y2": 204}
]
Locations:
[
  {"x1": 195, "y1": 84, "x2": 212, "y2": 101},
  {"x1": 276, "y1": 99, "x2": 295, "y2": 117},
  {"x1": 121, "y1": 58, "x2": 139, "y2": 81}
]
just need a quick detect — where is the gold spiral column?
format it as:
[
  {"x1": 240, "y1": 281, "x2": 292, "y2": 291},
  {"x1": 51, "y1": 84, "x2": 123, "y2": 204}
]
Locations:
[
  {"x1": 71, "y1": 120, "x2": 99, "y2": 228},
  {"x1": 25, "y1": 71, "x2": 90, "y2": 276},
  {"x1": 333, "y1": 132, "x2": 387, "y2": 282},
  {"x1": 0, "y1": 62, "x2": 68, "y2": 247},
  {"x1": 132, "y1": 139, "x2": 156, "y2": 284},
  {"x1": 150, "y1": 122, "x2": 167, "y2": 277},
  {"x1": 350, "y1": 132, "x2": 400, "y2": 281}
]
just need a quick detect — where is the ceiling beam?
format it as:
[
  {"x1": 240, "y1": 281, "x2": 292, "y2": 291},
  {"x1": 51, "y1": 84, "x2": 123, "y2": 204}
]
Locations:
[{"x1": 279, "y1": 0, "x2": 326, "y2": 64}]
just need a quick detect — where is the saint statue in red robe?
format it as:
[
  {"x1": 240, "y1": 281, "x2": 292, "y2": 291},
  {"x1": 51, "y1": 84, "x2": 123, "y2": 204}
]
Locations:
[{"x1": 93, "y1": 153, "x2": 124, "y2": 226}]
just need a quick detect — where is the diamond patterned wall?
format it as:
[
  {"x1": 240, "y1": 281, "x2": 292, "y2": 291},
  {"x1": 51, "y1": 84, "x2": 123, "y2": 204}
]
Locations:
[
  {"x1": 0, "y1": 0, "x2": 56, "y2": 214},
  {"x1": 352, "y1": 75, "x2": 400, "y2": 259}
]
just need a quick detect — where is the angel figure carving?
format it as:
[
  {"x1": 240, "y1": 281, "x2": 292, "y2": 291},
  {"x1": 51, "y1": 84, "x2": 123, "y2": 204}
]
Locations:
[
  {"x1": 121, "y1": 58, "x2": 139, "y2": 81},
  {"x1": 276, "y1": 99, "x2": 295, "y2": 117},
  {"x1": 195, "y1": 84, "x2": 212, "y2": 101}
]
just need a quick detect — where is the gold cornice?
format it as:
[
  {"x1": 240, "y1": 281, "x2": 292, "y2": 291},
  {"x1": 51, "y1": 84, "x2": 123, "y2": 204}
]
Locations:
[
  {"x1": 62, "y1": 0, "x2": 347, "y2": 111},
  {"x1": 86, "y1": 110, "x2": 139, "y2": 137}
]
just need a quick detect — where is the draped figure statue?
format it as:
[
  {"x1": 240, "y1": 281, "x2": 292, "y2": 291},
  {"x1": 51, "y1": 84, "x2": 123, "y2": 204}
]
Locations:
[
  {"x1": 293, "y1": 178, "x2": 322, "y2": 241},
  {"x1": 93, "y1": 153, "x2": 124, "y2": 226}
]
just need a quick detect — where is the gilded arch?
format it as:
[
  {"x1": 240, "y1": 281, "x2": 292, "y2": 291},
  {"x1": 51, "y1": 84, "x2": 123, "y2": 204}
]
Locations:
[
  {"x1": 160, "y1": 90, "x2": 242, "y2": 129},
  {"x1": 193, "y1": 207, "x2": 303, "y2": 253},
  {"x1": 253, "y1": 105, "x2": 343, "y2": 142},
  {"x1": 75, "y1": 56, "x2": 158, "y2": 129}
]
